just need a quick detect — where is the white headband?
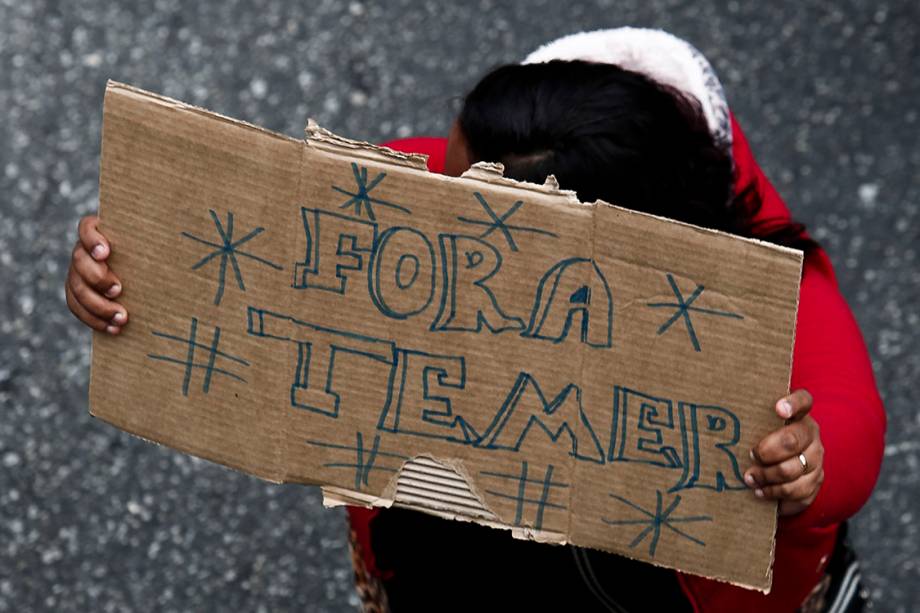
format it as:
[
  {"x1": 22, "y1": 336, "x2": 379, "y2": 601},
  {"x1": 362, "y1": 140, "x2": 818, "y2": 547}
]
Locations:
[{"x1": 523, "y1": 27, "x2": 733, "y2": 155}]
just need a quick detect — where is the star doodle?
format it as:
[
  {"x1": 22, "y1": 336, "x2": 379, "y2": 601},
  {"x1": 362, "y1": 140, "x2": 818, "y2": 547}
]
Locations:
[
  {"x1": 456, "y1": 192, "x2": 558, "y2": 252},
  {"x1": 603, "y1": 490, "x2": 712, "y2": 557},
  {"x1": 332, "y1": 162, "x2": 410, "y2": 220},
  {"x1": 646, "y1": 273, "x2": 743, "y2": 351},
  {"x1": 181, "y1": 209, "x2": 283, "y2": 305}
]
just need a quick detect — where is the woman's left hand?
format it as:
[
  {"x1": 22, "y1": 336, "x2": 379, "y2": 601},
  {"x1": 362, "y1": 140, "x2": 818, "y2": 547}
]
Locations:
[{"x1": 745, "y1": 389, "x2": 825, "y2": 516}]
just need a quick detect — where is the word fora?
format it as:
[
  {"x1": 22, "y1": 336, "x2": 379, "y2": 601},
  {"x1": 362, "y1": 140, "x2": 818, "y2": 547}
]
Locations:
[
  {"x1": 247, "y1": 307, "x2": 747, "y2": 493},
  {"x1": 293, "y1": 207, "x2": 614, "y2": 348}
]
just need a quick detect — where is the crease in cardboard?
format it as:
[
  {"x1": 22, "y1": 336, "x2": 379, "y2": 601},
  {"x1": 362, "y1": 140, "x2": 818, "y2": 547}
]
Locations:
[
  {"x1": 563, "y1": 199, "x2": 601, "y2": 546},
  {"x1": 277, "y1": 138, "x2": 309, "y2": 484}
]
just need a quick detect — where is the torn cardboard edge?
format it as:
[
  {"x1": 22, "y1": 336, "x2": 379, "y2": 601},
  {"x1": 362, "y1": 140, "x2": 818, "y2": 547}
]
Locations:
[
  {"x1": 305, "y1": 119, "x2": 430, "y2": 171},
  {"x1": 93, "y1": 80, "x2": 804, "y2": 593},
  {"x1": 320, "y1": 455, "x2": 570, "y2": 546},
  {"x1": 104, "y1": 81, "x2": 804, "y2": 260},
  {"x1": 320, "y1": 466, "x2": 766, "y2": 591}
]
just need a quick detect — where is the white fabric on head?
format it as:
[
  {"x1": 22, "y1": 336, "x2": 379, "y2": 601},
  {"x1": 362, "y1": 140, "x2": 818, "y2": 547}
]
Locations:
[{"x1": 523, "y1": 27, "x2": 732, "y2": 154}]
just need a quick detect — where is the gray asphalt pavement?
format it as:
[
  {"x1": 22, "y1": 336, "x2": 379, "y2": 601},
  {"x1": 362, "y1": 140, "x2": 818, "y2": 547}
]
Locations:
[{"x1": 1, "y1": 1, "x2": 917, "y2": 611}]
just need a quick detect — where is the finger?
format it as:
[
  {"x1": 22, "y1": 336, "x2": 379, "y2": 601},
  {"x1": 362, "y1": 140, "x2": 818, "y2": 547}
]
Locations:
[
  {"x1": 72, "y1": 242, "x2": 121, "y2": 297},
  {"x1": 66, "y1": 281, "x2": 121, "y2": 334},
  {"x1": 775, "y1": 389, "x2": 813, "y2": 421},
  {"x1": 752, "y1": 419, "x2": 814, "y2": 465},
  {"x1": 779, "y1": 490, "x2": 821, "y2": 516},
  {"x1": 78, "y1": 215, "x2": 110, "y2": 261},
  {"x1": 68, "y1": 266, "x2": 128, "y2": 325},
  {"x1": 746, "y1": 440, "x2": 824, "y2": 486},
  {"x1": 755, "y1": 467, "x2": 824, "y2": 503}
]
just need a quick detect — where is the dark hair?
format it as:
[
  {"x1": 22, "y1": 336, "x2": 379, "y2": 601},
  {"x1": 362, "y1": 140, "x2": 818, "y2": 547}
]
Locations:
[{"x1": 458, "y1": 61, "x2": 817, "y2": 252}]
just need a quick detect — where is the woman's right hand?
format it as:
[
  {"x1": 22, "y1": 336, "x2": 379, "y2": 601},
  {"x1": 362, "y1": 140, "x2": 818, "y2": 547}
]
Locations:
[{"x1": 65, "y1": 215, "x2": 128, "y2": 334}]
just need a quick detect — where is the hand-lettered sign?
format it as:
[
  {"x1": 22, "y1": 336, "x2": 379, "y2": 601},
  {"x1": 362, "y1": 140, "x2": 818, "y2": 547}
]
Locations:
[{"x1": 90, "y1": 81, "x2": 803, "y2": 591}]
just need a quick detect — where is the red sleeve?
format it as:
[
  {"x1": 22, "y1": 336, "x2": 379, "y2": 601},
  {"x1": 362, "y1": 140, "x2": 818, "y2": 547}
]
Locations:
[
  {"x1": 732, "y1": 114, "x2": 886, "y2": 529},
  {"x1": 381, "y1": 137, "x2": 448, "y2": 173},
  {"x1": 731, "y1": 113, "x2": 793, "y2": 224},
  {"x1": 781, "y1": 261, "x2": 887, "y2": 529},
  {"x1": 730, "y1": 114, "x2": 838, "y2": 283}
]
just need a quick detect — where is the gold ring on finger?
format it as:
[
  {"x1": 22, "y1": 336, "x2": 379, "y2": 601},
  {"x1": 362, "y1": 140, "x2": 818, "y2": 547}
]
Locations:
[{"x1": 798, "y1": 452, "x2": 808, "y2": 475}]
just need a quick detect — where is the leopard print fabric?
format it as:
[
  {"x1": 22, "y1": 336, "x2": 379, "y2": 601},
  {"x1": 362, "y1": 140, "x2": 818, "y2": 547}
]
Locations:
[{"x1": 347, "y1": 524, "x2": 390, "y2": 613}]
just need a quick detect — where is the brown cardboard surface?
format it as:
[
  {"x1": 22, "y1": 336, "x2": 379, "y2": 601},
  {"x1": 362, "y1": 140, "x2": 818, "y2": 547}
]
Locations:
[{"x1": 90, "y1": 80, "x2": 803, "y2": 591}]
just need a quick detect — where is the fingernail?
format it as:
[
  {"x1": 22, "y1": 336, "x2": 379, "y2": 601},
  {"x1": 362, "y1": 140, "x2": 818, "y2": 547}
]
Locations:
[
  {"x1": 754, "y1": 489, "x2": 764, "y2": 498},
  {"x1": 778, "y1": 400, "x2": 793, "y2": 419},
  {"x1": 105, "y1": 283, "x2": 121, "y2": 298},
  {"x1": 112, "y1": 312, "x2": 126, "y2": 324},
  {"x1": 106, "y1": 325, "x2": 120, "y2": 335},
  {"x1": 749, "y1": 449, "x2": 756, "y2": 462},
  {"x1": 744, "y1": 473, "x2": 756, "y2": 487},
  {"x1": 91, "y1": 244, "x2": 106, "y2": 260}
]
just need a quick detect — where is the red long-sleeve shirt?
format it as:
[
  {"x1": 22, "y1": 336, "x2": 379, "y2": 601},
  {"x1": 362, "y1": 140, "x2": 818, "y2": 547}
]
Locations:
[{"x1": 347, "y1": 115, "x2": 886, "y2": 612}]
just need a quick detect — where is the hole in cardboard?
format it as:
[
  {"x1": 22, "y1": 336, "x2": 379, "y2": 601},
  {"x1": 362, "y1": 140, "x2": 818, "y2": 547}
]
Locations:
[{"x1": 393, "y1": 456, "x2": 499, "y2": 522}]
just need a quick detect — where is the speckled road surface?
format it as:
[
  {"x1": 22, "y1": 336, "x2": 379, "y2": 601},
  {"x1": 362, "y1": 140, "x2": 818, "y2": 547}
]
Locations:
[{"x1": 1, "y1": 1, "x2": 917, "y2": 611}]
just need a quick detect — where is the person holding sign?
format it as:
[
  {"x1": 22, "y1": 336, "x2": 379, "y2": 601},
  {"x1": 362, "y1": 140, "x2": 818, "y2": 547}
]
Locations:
[{"x1": 66, "y1": 28, "x2": 884, "y2": 613}]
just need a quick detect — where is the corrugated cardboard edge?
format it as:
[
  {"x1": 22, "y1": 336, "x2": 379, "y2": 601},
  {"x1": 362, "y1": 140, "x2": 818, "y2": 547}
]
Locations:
[{"x1": 321, "y1": 454, "x2": 568, "y2": 545}]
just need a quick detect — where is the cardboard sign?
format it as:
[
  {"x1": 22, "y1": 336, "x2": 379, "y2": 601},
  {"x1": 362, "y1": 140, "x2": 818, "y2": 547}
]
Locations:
[{"x1": 90, "y1": 81, "x2": 803, "y2": 591}]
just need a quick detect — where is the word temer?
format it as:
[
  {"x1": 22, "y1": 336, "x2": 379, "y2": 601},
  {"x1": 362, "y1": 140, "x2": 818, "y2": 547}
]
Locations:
[{"x1": 248, "y1": 307, "x2": 747, "y2": 494}]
